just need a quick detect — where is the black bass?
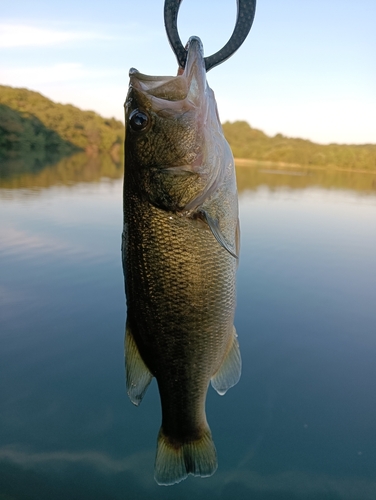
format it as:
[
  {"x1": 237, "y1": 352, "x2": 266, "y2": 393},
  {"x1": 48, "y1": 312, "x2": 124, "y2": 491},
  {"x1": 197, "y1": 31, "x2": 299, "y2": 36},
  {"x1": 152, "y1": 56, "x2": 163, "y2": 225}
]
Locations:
[{"x1": 122, "y1": 36, "x2": 241, "y2": 486}]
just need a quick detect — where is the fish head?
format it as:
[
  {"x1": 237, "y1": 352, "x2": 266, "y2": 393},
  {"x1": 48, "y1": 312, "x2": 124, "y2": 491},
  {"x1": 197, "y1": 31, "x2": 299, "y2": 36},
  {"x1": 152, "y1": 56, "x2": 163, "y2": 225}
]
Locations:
[{"x1": 124, "y1": 36, "x2": 233, "y2": 212}]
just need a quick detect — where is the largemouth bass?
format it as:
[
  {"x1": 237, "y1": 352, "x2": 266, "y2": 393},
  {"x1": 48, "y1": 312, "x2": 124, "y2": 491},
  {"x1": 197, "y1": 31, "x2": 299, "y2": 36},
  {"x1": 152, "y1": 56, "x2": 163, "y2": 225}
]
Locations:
[{"x1": 122, "y1": 36, "x2": 241, "y2": 486}]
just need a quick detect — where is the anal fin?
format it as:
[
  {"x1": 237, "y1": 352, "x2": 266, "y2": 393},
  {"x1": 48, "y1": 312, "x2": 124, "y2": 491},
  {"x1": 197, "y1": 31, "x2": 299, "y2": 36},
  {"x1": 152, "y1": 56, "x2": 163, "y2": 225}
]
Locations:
[
  {"x1": 125, "y1": 320, "x2": 153, "y2": 406},
  {"x1": 211, "y1": 327, "x2": 241, "y2": 395}
]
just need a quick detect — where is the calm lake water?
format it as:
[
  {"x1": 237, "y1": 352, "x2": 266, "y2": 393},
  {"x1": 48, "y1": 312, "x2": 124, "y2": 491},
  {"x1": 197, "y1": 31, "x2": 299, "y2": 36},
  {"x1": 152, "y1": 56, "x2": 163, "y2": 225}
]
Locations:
[{"x1": 1, "y1": 156, "x2": 376, "y2": 499}]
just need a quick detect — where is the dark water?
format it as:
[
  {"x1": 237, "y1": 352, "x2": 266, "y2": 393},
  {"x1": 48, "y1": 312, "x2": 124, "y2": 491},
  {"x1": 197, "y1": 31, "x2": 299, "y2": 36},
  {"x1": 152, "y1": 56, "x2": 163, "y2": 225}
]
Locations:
[{"x1": 1, "y1": 157, "x2": 376, "y2": 500}]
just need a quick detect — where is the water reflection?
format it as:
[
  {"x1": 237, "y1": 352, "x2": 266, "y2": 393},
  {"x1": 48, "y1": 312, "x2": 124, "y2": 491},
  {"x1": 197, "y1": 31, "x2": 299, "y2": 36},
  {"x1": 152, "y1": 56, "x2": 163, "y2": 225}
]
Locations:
[
  {"x1": 235, "y1": 159, "x2": 376, "y2": 194},
  {"x1": 0, "y1": 152, "x2": 122, "y2": 191},
  {"x1": 1, "y1": 156, "x2": 376, "y2": 499},
  {"x1": 1, "y1": 153, "x2": 376, "y2": 194}
]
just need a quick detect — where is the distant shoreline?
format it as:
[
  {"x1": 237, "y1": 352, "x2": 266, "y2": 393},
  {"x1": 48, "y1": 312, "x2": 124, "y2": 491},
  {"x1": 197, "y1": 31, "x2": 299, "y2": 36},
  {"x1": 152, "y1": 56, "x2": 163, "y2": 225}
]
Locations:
[
  {"x1": 1, "y1": 85, "x2": 375, "y2": 173},
  {"x1": 234, "y1": 157, "x2": 376, "y2": 176}
]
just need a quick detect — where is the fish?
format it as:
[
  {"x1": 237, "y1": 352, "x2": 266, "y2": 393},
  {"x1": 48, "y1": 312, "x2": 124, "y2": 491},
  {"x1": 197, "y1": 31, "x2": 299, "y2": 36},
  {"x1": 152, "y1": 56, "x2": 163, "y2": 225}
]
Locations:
[{"x1": 122, "y1": 36, "x2": 241, "y2": 486}]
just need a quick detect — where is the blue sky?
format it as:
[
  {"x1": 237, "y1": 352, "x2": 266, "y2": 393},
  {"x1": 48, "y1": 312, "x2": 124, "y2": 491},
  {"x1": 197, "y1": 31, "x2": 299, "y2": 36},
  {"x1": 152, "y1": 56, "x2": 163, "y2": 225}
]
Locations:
[{"x1": 1, "y1": 0, "x2": 375, "y2": 144}]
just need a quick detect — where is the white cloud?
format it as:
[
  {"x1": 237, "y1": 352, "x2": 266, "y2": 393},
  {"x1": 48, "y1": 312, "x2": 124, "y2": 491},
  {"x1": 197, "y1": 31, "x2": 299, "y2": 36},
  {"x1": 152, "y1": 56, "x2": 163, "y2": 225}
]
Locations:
[
  {"x1": 37, "y1": 84, "x2": 127, "y2": 121},
  {"x1": 0, "y1": 63, "x2": 88, "y2": 85},
  {"x1": 0, "y1": 64, "x2": 127, "y2": 119},
  {"x1": 0, "y1": 62, "x2": 126, "y2": 87},
  {"x1": 0, "y1": 23, "x2": 106, "y2": 48}
]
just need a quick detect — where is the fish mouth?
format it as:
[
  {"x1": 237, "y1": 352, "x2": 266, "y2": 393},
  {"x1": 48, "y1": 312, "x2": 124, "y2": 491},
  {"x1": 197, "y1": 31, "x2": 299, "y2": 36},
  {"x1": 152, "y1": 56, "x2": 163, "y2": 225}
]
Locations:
[
  {"x1": 128, "y1": 36, "x2": 206, "y2": 105},
  {"x1": 182, "y1": 36, "x2": 206, "y2": 104},
  {"x1": 126, "y1": 36, "x2": 227, "y2": 212}
]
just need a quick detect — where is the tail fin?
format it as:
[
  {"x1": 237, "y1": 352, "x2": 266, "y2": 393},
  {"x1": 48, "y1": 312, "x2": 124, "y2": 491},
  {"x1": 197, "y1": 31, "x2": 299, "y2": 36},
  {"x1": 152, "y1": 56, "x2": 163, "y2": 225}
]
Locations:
[{"x1": 154, "y1": 427, "x2": 217, "y2": 486}]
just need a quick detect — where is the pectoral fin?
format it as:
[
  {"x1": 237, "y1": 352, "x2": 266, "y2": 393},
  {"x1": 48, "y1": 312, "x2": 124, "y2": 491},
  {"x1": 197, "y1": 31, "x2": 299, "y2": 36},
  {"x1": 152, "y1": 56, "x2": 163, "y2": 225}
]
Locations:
[
  {"x1": 211, "y1": 327, "x2": 241, "y2": 395},
  {"x1": 200, "y1": 210, "x2": 238, "y2": 259},
  {"x1": 125, "y1": 320, "x2": 153, "y2": 406}
]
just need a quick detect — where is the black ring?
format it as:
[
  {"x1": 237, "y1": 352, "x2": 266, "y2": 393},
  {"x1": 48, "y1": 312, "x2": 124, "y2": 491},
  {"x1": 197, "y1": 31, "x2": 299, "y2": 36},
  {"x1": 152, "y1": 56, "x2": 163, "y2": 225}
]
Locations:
[{"x1": 164, "y1": 0, "x2": 256, "y2": 72}]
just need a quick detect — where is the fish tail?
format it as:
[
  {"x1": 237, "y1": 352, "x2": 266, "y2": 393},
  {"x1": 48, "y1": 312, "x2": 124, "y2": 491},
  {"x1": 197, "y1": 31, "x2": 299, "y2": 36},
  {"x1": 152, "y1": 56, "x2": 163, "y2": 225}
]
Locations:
[{"x1": 154, "y1": 427, "x2": 217, "y2": 486}]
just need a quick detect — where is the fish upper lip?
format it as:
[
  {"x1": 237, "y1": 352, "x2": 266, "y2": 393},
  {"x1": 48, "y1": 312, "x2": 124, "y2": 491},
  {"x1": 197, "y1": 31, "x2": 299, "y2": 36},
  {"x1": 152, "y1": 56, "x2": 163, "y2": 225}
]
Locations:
[{"x1": 128, "y1": 36, "x2": 207, "y2": 103}]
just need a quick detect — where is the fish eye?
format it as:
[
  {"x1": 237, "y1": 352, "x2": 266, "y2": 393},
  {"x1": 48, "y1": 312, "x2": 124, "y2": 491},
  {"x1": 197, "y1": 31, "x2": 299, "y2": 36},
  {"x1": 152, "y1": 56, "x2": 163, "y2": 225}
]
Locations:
[{"x1": 129, "y1": 109, "x2": 149, "y2": 131}]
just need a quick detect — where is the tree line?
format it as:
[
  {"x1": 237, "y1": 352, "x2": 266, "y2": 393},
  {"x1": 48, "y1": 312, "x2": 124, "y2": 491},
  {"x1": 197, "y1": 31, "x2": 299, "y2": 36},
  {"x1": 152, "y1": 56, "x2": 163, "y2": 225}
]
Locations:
[
  {"x1": 0, "y1": 85, "x2": 123, "y2": 164},
  {"x1": 222, "y1": 121, "x2": 376, "y2": 171},
  {"x1": 0, "y1": 85, "x2": 375, "y2": 171}
]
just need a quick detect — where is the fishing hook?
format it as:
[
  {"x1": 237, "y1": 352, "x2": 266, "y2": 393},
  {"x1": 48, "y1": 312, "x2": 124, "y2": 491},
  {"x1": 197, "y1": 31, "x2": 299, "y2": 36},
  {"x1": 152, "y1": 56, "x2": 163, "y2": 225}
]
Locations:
[{"x1": 164, "y1": 0, "x2": 256, "y2": 72}]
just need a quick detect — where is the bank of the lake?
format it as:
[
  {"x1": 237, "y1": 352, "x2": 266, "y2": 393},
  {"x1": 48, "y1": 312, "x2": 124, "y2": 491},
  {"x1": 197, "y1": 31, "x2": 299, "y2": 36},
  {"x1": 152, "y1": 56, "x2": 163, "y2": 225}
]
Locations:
[{"x1": 1, "y1": 85, "x2": 375, "y2": 174}]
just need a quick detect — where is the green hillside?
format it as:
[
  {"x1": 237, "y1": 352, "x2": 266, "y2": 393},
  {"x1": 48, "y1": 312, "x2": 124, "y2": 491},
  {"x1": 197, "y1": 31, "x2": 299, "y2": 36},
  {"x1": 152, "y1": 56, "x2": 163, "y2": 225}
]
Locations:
[
  {"x1": 0, "y1": 85, "x2": 124, "y2": 162},
  {"x1": 222, "y1": 121, "x2": 376, "y2": 171}
]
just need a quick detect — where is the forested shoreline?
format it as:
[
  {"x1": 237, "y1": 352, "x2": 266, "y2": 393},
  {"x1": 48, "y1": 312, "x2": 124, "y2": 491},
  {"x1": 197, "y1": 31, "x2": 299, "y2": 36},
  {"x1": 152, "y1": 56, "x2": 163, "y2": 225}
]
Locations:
[
  {"x1": 0, "y1": 84, "x2": 375, "y2": 172},
  {"x1": 0, "y1": 85, "x2": 123, "y2": 164},
  {"x1": 223, "y1": 121, "x2": 376, "y2": 171}
]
